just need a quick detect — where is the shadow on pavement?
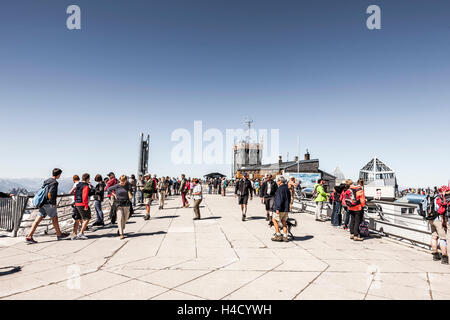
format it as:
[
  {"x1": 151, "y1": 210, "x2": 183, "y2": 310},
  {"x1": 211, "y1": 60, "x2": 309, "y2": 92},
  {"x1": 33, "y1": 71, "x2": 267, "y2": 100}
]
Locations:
[
  {"x1": 198, "y1": 216, "x2": 221, "y2": 220},
  {"x1": 291, "y1": 235, "x2": 314, "y2": 241},
  {"x1": 152, "y1": 215, "x2": 180, "y2": 219},
  {"x1": 86, "y1": 231, "x2": 167, "y2": 239},
  {"x1": 0, "y1": 266, "x2": 22, "y2": 277}
]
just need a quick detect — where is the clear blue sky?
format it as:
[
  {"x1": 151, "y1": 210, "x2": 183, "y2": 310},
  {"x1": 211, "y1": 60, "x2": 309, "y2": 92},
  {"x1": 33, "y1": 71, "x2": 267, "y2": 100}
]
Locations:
[{"x1": 0, "y1": 0, "x2": 449, "y2": 187}]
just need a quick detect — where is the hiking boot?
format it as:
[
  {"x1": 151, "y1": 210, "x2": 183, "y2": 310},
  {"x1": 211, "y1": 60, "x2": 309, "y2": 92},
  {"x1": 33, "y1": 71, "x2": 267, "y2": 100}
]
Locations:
[
  {"x1": 242, "y1": 215, "x2": 246, "y2": 221},
  {"x1": 442, "y1": 255, "x2": 449, "y2": 265},
  {"x1": 57, "y1": 232, "x2": 70, "y2": 240},
  {"x1": 271, "y1": 234, "x2": 283, "y2": 242},
  {"x1": 25, "y1": 237, "x2": 37, "y2": 244},
  {"x1": 432, "y1": 252, "x2": 442, "y2": 261},
  {"x1": 282, "y1": 236, "x2": 289, "y2": 242}
]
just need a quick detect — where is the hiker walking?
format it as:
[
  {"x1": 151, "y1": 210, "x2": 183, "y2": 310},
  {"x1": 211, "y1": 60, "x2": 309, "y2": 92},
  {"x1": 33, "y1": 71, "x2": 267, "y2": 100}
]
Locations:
[
  {"x1": 235, "y1": 172, "x2": 253, "y2": 221},
  {"x1": 143, "y1": 174, "x2": 155, "y2": 220},
  {"x1": 72, "y1": 173, "x2": 93, "y2": 240},
  {"x1": 192, "y1": 179, "x2": 203, "y2": 220},
  {"x1": 261, "y1": 174, "x2": 278, "y2": 222},
  {"x1": 108, "y1": 175, "x2": 132, "y2": 239},
  {"x1": 26, "y1": 168, "x2": 69, "y2": 244},
  {"x1": 129, "y1": 174, "x2": 137, "y2": 207},
  {"x1": 157, "y1": 177, "x2": 167, "y2": 209},
  {"x1": 271, "y1": 176, "x2": 291, "y2": 242},
  {"x1": 136, "y1": 175, "x2": 145, "y2": 204},
  {"x1": 180, "y1": 174, "x2": 190, "y2": 208}
]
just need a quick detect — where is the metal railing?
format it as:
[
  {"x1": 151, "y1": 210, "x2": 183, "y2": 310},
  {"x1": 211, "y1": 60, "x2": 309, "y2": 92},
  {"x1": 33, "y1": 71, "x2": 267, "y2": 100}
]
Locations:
[{"x1": 0, "y1": 196, "x2": 29, "y2": 236}]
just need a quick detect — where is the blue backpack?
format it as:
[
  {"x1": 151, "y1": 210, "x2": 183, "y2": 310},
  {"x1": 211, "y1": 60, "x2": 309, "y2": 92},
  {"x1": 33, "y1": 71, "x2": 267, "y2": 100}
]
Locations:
[{"x1": 32, "y1": 185, "x2": 48, "y2": 208}]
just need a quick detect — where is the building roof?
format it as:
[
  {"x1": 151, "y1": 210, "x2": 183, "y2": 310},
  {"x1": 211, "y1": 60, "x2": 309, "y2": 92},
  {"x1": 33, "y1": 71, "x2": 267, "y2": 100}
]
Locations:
[
  {"x1": 240, "y1": 159, "x2": 319, "y2": 171},
  {"x1": 360, "y1": 157, "x2": 395, "y2": 174},
  {"x1": 203, "y1": 172, "x2": 226, "y2": 178}
]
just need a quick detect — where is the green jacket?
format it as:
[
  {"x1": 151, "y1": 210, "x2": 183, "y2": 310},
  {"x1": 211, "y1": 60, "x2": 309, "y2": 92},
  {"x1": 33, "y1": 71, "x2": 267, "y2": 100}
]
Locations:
[
  {"x1": 314, "y1": 183, "x2": 329, "y2": 202},
  {"x1": 142, "y1": 180, "x2": 156, "y2": 199}
]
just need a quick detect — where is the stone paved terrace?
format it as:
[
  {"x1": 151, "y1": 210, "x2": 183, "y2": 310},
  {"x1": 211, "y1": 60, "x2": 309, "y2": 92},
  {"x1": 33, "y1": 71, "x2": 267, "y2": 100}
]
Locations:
[{"x1": 1, "y1": 191, "x2": 450, "y2": 300}]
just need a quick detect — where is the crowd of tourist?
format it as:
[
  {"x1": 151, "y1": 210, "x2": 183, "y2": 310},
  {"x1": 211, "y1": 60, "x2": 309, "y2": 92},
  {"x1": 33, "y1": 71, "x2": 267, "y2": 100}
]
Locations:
[{"x1": 1, "y1": 168, "x2": 449, "y2": 265}]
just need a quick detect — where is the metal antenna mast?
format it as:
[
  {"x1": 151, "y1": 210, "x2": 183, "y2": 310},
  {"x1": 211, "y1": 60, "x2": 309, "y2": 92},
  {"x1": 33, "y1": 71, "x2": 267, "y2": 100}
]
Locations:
[{"x1": 243, "y1": 117, "x2": 253, "y2": 143}]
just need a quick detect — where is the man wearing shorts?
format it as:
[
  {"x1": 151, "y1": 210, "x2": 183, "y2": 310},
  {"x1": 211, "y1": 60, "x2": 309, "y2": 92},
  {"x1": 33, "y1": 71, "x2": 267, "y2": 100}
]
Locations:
[
  {"x1": 261, "y1": 174, "x2": 278, "y2": 221},
  {"x1": 143, "y1": 174, "x2": 155, "y2": 220},
  {"x1": 235, "y1": 173, "x2": 253, "y2": 221},
  {"x1": 271, "y1": 176, "x2": 291, "y2": 242},
  {"x1": 73, "y1": 173, "x2": 93, "y2": 240},
  {"x1": 25, "y1": 168, "x2": 69, "y2": 244}
]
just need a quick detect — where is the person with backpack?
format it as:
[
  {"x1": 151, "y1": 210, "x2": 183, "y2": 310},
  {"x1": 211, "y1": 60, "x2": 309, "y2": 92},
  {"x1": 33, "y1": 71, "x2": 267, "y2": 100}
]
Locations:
[
  {"x1": 331, "y1": 184, "x2": 345, "y2": 227},
  {"x1": 429, "y1": 186, "x2": 449, "y2": 264},
  {"x1": 108, "y1": 175, "x2": 132, "y2": 239},
  {"x1": 129, "y1": 174, "x2": 137, "y2": 207},
  {"x1": 235, "y1": 172, "x2": 253, "y2": 221},
  {"x1": 136, "y1": 175, "x2": 145, "y2": 204},
  {"x1": 340, "y1": 181, "x2": 352, "y2": 230},
  {"x1": 72, "y1": 173, "x2": 94, "y2": 240},
  {"x1": 222, "y1": 178, "x2": 228, "y2": 196},
  {"x1": 157, "y1": 176, "x2": 167, "y2": 210},
  {"x1": 288, "y1": 177, "x2": 298, "y2": 212},
  {"x1": 142, "y1": 174, "x2": 155, "y2": 220},
  {"x1": 180, "y1": 174, "x2": 190, "y2": 208},
  {"x1": 343, "y1": 179, "x2": 366, "y2": 241},
  {"x1": 26, "y1": 168, "x2": 69, "y2": 244},
  {"x1": 69, "y1": 175, "x2": 81, "y2": 229},
  {"x1": 105, "y1": 172, "x2": 118, "y2": 206},
  {"x1": 313, "y1": 179, "x2": 329, "y2": 221},
  {"x1": 93, "y1": 174, "x2": 105, "y2": 227},
  {"x1": 261, "y1": 174, "x2": 278, "y2": 222}
]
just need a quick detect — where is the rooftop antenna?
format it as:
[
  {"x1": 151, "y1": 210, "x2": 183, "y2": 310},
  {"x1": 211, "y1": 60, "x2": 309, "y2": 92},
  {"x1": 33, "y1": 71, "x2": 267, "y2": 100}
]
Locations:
[{"x1": 243, "y1": 117, "x2": 253, "y2": 144}]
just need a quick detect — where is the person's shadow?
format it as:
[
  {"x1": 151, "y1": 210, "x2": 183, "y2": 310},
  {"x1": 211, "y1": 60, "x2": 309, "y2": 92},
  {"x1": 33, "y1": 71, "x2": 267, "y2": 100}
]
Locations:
[{"x1": 290, "y1": 235, "x2": 314, "y2": 241}]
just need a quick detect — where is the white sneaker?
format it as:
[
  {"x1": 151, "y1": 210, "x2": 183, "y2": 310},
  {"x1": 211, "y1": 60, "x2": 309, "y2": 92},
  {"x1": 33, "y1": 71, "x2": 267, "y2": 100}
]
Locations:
[
  {"x1": 71, "y1": 234, "x2": 78, "y2": 240},
  {"x1": 77, "y1": 233, "x2": 88, "y2": 240}
]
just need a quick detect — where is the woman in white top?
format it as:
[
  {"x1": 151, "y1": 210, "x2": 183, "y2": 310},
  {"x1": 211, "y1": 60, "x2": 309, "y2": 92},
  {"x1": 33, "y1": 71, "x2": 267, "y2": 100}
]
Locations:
[{"x1": 192, "y1": 179, "x2": 202, "y2": 220}]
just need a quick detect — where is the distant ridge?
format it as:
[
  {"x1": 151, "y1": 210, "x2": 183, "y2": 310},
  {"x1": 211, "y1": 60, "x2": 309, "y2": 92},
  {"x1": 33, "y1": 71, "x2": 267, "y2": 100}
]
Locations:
[{"x1": 0, "y1": 178, "x2": 74, "y2": 195}]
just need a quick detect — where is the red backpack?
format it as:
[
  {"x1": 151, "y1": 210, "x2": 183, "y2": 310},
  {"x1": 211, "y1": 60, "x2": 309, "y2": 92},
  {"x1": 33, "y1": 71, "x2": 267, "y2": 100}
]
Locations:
[{"x1": 344, "y1": 187, "x2": 361, "y2": 208}]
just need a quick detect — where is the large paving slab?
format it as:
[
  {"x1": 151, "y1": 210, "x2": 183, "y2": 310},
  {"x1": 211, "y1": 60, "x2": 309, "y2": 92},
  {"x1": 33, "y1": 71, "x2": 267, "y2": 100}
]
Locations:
[{"x1": 1, "y1": 189, "x2": 450, "y2": 300}]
